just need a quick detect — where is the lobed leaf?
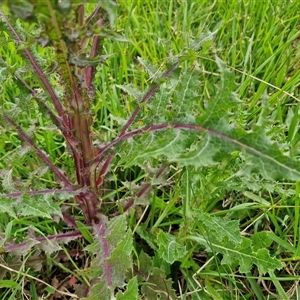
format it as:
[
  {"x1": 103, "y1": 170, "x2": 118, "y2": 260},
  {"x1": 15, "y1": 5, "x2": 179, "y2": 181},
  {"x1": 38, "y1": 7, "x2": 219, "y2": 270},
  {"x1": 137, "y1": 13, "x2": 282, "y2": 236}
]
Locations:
[
  {"x1": 157, "y1": 230, "x2": 188, "y2": 264},
  {"x1": 188, "y1": 234, "x2": 282, "y2": 274},
  {"x1": 116, "y1": 277, "x2": 139, "y2": 300},
  {"x1": 133, "y1": 251, "x2": 177, "y2": 300},
  {"x1": 193, "y1": 211, "x2": 242, "y2": 245},
  {"x1": 117, "y1": 57, "x2": 300, "y2": 181},
  {"x1": 0, "y1": 193, "x2": 62, "y2": 219}
]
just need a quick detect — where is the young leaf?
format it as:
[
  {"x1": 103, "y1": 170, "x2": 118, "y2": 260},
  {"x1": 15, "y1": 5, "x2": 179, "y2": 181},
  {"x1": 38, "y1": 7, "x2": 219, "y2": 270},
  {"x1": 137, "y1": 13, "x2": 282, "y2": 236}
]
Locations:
[
  {"x1": 116, "y1": 277, "x2": 139, "y2": 300},
  {"x1": 134, "y1": 251, "x2": 177, "y2": 300},
  {"x1": 140, "y1": 267, "x2": 177, "y2": 300},
  {"x1": 157, "y1": 230, "x2": 188, "y2": 264},
  {"x1": 193, "y1": 211, "x2": 242, "y2": 245}
]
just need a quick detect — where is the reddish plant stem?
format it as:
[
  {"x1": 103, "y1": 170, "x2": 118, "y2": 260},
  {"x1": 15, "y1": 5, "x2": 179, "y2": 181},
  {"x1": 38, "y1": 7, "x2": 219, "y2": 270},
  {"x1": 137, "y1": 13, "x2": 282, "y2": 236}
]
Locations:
[
  {"x1": 92, "y1": 121, "x2": 270, "y2": 170},
  {"x1": 120, "y1": 61, "x2": 180, "y2": 136},
  {"x1": 0, "y1": 10, "x2": 68, "y2": 124},
  {"x1": 93, "y1": 221, "x2": 112, "y2": 286},
  {"x1": 4, "y1": 115, "x2": 72, "y2": 186},
  {"x1": 94, "y1": 61, "x2": 180, "y2": 185},
  {"x1": 3, "y1": 186, "x2": 80, "y2": 199},
  {"x1": 96, "y1": 153, "x2": 114, "y2": 187},
  {"x1": 4, "y1": 231, "x2": 82, "y2": 253},
  {"x1": 111, "y1": 165, "x2": 169, "y2": 217},
  {"x1": 85, "y1": 28, "x2": 102, "y2": 89}
]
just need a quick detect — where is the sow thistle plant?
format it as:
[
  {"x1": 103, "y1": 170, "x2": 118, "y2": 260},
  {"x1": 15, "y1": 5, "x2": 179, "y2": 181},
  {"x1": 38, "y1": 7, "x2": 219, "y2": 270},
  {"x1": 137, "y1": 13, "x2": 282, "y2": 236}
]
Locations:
[{"x1": 0, "y1": 1, "x2": 299, "y2": 299}]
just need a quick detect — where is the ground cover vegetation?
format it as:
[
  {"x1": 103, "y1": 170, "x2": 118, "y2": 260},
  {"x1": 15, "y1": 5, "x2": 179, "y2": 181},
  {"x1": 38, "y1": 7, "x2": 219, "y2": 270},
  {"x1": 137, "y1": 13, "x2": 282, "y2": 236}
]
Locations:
[{"x1": 0, "y1": 0, "x2": 300, "y2": 299}]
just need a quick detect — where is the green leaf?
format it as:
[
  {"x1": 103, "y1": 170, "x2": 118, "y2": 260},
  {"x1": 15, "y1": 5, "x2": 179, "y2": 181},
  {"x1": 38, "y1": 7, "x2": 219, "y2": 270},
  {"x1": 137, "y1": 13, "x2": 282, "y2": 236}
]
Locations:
[
  {"x1": 2, "y1": 169, "x2": 15, "y2": 193},
  {"x1": 140, "y1": 267, "x2": 177, "y2": 300},
  {"x1": 107, "y1": 229, "x2": 133, "y2": 286},
  {"x1": 157, "y1": 230, "x2": 187, "y2": 263},
  {"x1": 18, "y1": 194, "x2": 62, "y2": 218},
  {"x1": 82, "y1": 281, "x2": 111, "y2": 300},
  {"x1": 188, "y1": 234, "x2": 282, "y2": 274},
  {"x1": 202, "y1": 57, "x2": 241, "y2": 123},
  {"x1": 83, "y1": 215, "x2": 133, "y2": 299},
  {"x1": 250, "y1": 232, "x2": 273, "y2": 252},
  {"x1": 120, "y1": 58, "x2": 300, "y2": 181},
  {"x1": 193, "y1": 211, "x2": 242, "y2": 245},
  {"x1": 135, "y1": 225, "x2": 158, "y2": 250},
  {"x1": 133, "y1": 251, "x2": 177, "y2": 300},
  {"x1": 0, "y1": 193, "x2": 63, "y2": 219},
  {"x1": 116, "y1": 277, "x2": 139, "y2": 300},
  {"x1": 0, "y1": 196, "x2": 17, "y2": 218}
]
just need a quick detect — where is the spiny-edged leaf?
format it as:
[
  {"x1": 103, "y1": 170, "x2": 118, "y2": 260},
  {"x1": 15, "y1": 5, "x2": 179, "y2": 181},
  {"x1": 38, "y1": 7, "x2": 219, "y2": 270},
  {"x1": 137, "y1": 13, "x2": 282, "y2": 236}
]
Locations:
[
  {"x1": 116, "y1": 84, "x2": 144, "y2": 102},
  {"x1": 135, "y1": 250, "x2": 153, "y2": 281},
  {"x1": 82, "y1": 281, "x2": 111, "y2": 300},
  {"x1": 137, "y1": 57, "x2": 164, "y2": 81},
  {"x1": 0, "y1": 193, "x2": 62, "y2": 219},
  {"x1": 135, "y1": 225, "x2": 158, "y2": 251},
  {"x1": 18, "y1": 194, "x2": 62, "y2": 218},
  {"x1": 0, "y1": 196, "x2": 17, "y2": 218},
  {"x1": 134, "y1": 251, "x2": 176, "y2": 300},
  {"x1": 4, "y1": 230, "x2": 82, "y2": 257},
  {"x1": 107, "y1": 229, "x2": 133, "y2": 286},
  {"x1": 193, "y1": 211, "x2": 242, "y2": 244},
  {"x1": 157, "y1": 230, "x2": 188, "y2": 263},
  {"x1": 140, "y1": 267, "x2": 177, "y2": 300},
  {"x1": 1, "y1": 169, "x2": 16, "y2": 193},
  {"x1": 5, "y1": 238, "x2": 39, "y2": 256},
  {"x1": 177, "y1": 120, "x2": 300, "y2": 180},
  {"x1": 250, "y1": 231, "x2": 273, "y2": 252},
  {"x1": 188, "y1": 234, "x2": 282, "y2": 274},
  {"x1": 82, "y1": 215, "x2": 133, "y2": 299},
  {"x1": 124, "y1": 119, "x2": 300, "y2": 180},
  {"x1": 118, "y1": 56, "x2": 300, "y2": 181},
  {"x1": 141, "y1": 69, "x2": 198, "y2": 125},
  {"x1": 201, "y1": 57, "x2": 240, "y2": 123},
  {"x1": 116, "y1": 277, "x2": 139, "y2": 300}
]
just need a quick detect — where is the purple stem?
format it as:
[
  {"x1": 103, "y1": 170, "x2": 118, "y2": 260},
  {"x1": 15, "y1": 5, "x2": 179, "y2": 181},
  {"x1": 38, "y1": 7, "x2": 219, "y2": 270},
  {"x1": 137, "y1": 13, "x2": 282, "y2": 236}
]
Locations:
[
  {"x1": 93, "y1": 222, "x2": 112, "y2": 286},
  {"x1": 2, "y1": 186, "x2": 79, "y2": 199},
  {"x1": 0, "y1": 10, "x2": 66, "y2": 119},
  {"x1": 4, "y1": 115, "x2": 72, "y2": 186},
  {"x1": 111, "y1": 165, "x2": 169, "y2": 217},
  {"x1": 14, "y1": 71, "x2": 71, "y2": 133},
  {"x1": 120, "y1": 62, "x2": 180, "y2": 136},
  {"x1": 4, "y1": 231, "x2": 82, "y2": 253},
  {"x1": 89, "y1": 121, "x2": 259, "y2": 167},
  {"x1": 85, "y1": 32, "x2": 100, "y2": 89},
  {"x1": 95, "y1": 61, "x2": 180, "y2": 176},
  {"x1": 96, "y1": 152, "x2": 114, "y2": 186}
]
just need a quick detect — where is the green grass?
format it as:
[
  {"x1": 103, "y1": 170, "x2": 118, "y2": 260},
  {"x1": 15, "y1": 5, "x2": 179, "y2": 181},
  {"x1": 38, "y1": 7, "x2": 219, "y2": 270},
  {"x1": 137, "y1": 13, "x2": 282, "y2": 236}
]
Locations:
[{"x1": 1, "y1": 0, "x2": 300, "y2": 299}]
